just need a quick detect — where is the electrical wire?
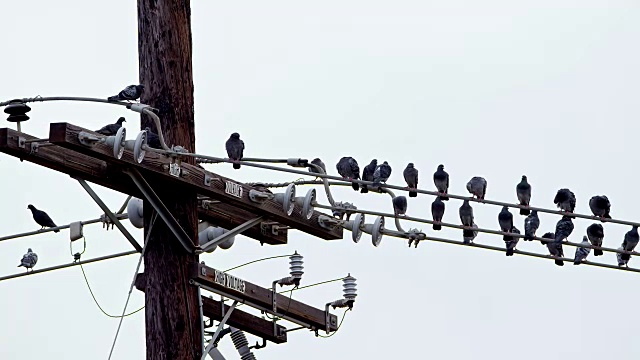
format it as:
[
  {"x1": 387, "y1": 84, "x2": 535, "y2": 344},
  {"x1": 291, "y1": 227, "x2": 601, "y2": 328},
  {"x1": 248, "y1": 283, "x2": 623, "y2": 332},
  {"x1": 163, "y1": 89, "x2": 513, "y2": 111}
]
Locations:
[
  {"x1": 316, "y1": 309, "x2": 350, "y2": 338},
  {"x1": 224, "y1": 254, "x2": 294, "y2": 272},
  {"x1": 278, "y1": 277, "x2": 345, "y2": 295},
  {"x1": 79, "y1": 263, "x2": 144, "y2": 318}
]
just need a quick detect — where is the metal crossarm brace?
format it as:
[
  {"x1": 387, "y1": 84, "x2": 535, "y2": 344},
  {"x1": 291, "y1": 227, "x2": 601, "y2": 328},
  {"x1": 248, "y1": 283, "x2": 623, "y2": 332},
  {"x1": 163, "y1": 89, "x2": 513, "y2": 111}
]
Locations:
[
  {"x1": 202, "y1": 300, "x2": 238, "y2": 360},
  {"x1": 199, "y1": 217, "x2": 263, "y2": 253}
]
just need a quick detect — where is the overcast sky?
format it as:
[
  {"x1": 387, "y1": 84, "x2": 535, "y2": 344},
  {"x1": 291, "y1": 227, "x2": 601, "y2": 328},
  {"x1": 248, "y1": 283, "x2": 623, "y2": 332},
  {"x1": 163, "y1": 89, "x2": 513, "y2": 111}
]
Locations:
[{"x1": 1, "y1": 1, "x2": 640, "y2": 359}]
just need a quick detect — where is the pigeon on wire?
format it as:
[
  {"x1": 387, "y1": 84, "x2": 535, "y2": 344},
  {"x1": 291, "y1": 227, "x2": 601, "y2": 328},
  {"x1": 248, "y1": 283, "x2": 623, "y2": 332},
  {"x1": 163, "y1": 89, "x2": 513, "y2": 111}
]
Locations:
[
  {"x1": 586, "y1": 223, "x2": 605, "y2": 256},
  {"x1": 17, "y1": 248, "x2": 38, "y2": 273},
  {"x1": 373, "y1": 161, "x2": 392, "y2": 188},
  {"x1": 589, "y1": 195, "x2": 611, "y2": 219},
  {"x1": 463, "y1": 223, "x2": 478, "y2": 244},
  {"x1": 498, "y1": 206, "x2": 514, "y2": 241},
  {"x1": 431, "y1": 197, "x2": 445, "y2": 231},
  {"x1": 554, "y1": 188, "x2": 576, "y2": 214},
  {"x1": 308, "y1": 158, "x2": 327, "y2": 176},
  {"x1": 95, "y1": 117, "x2": 125, "y2": 136},
  {"x1": 107, "y1": 84, "x2": 144, "y2": 102},
  {"x1": 543, "y1": 232, "x2": 564, "y2": 266},
  {"x1": 516, "y1": 175, "x2": 532, "y2": 215},
  {"x1": 403, "y1": 163, "x2": 419, "y2": 197},
  {"x1": 27, "y1": 204, "x2": 59, "y2": 232},
  {"x1": 459, "y1": 199, "x2": 475, "y2": 238},
  {"x1": 361, "y1": 159, "x2": 377, "y2": 193},
  {"x1": 225, "y1": 132, "x2": 245, "y2": 169},
  {"x1": 620, "y1": 225, "x2": 639, "y2": 261},
  {"x1": 336, "y1": 157, "x2": 361, "y2": 191},
  {"x1": 617, "y1": 247, "x2": 629, "y2": 267},
  {"x1": 466, "y1": 176, "x2": 487, "y2": 200},
  {"x1": 145, "y1": 127, "x2": 162, "y2": 149},
  {"x1": 505, "y1": 226, "x2": 520, "y2": 256},
  {"x1": 554, "y1": 215, "x2": 574, "y2": 243},
  {"x1": 573, "y1": 236, "x2": 591, "y2": 265},
  {"x1": 392, "y1": 196, "x2": 408, "y2": 216},
  {"x1": 433, "y1": 164, "x2": 449, "y2": 201},
  {"x1": 524, "y1": 210, "x2": 540, "y2": 241}
]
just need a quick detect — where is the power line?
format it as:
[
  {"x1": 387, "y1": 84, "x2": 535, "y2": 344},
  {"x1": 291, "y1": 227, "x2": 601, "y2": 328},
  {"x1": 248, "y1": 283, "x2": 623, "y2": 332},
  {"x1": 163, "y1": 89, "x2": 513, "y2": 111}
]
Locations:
[
  {"x1": 79, "y1": 263, "x2": 144, "y2": 318},
  {"x1": 224, "y1": 254, "x2": 294, "y2": 272}
]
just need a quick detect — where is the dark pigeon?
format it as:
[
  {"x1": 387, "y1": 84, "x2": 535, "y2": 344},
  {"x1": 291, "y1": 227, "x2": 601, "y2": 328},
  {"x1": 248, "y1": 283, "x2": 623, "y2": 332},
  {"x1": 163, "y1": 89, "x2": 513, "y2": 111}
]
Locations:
[
  {"x1": 95, "y1": 117, "x2": 125, "y2": 136},
  {"x1": 524, "y1": 210, "x2": 540, "y2": 241},
  {"x1": 621, "y1": 226, "x2": 639, "y2": 261},
  {"x1": 459, "y1": 199, "x2": 474, "y2": 238},
  {"x1": 431, "y1": 197, "x2": 445, "y2": 231},
  {"x1": 27, "y1": 204, "x2": 59, "y2": 232},
  {"x1": 361, "y1": 159, "x2": 377, "y2": 193},
  {"x1": 225, "y1": 132, "x2": 245, "y2": 169},
  {"x1": 433, "y1": 164, "x2": 449, "y2": 201},
  {"x1": 392, "y1": 196, "x2": 408, "y2": 216},
  {"x1": 336, "y1": 157, "x2": 360, "y2": 191},
  {"x1": 498, "y1": 206, "x2": 514, "y2": 241},
  {"x1": 17, "y1": 248, "x2": 38, "y2": 272},
  {"x1": 373, "y1": 161, "x2": 392, "y2": 188},
  {"x1": 543, "y1": 232, "x2": 564, "y2": 266},
  {"x1": 554, "y1": 188, "x2": 576, "y2": 214},
  {"x1": 554, "y1": 215, "x2": 574, "y2": 243},
  {"x1": 403, "y1": 163, "x2": 419, "y2": 197},
  {"x1": 516, "y1": 175, "x2": 531, "y2": 215},
  {"x1": 589, "y1": 195, "x2": 611, "y2": 219},
  {"x1": 586, "y1": 223, "x2": 605, "y2": 256},
  {"x1": 573, "y1": 236, "x2": 591, "y2": 265},
  {"x1": 145, "y1": 127, "x2": 161, "y2": 149},
  {"x1": 505, "y1": 226, "x2": 520, "y2": 256},
  {"x1": 308, "y1": 158, "x2": 327, "y2": 176},
  {"x1": 466, "y1": 176, "x2": 487, "y2": 200},
  {"x1": 107, "y1": 84, "x2": 144, "y2": 102}
]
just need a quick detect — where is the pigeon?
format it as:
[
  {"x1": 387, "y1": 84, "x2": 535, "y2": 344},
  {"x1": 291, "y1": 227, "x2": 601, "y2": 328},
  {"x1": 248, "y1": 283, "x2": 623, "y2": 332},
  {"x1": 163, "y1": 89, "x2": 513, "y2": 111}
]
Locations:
[
  {"x1": 336, "y1": 157, "x2": 361, "y2": 191},
  {"x1": 373, "y1": 161, "x2": 392, "y2": 188},
  {"x1": 617, "y1": 246, "x2": 629, "y2": 267},
  {"x1": 524, "y1": 210, "x2": 540, "y2": 241},
  {"x1": 463, "y1": 223, "x2": 478, "y2": 244},
  {"x1": 459, "y1": 199, "x2": 475, "y2": 238},
  {"x1": 27, "y1": 204, "x2": 59, "y2": 232},
  {"x1": 431, "y1": 197, "x2": 445, "y2": 231},
  {"x1": 573, "y1": 236, "x2": 591, "y2": 265},
  {"x1": 543, "y1": 232, "x2": 564, "y2": 266},
  {"x1": 554, "y1": 215, "x2": 574, "y2": 243},
  {"x1": 361, "y1": 159, "x2": 377, "y2": 193},
  {"x1": 516, "y1": 175, "x2": 532, "y2": 215},
  {"x1": 17, "y1": 248, "x2": 38, "y2": 272},
  {"x1": 554, "y1": 188, "x2": 576, "y2": 213},
  {"x1": 308, "y1": 158, "x2": 327, "y2": 176},
  {"x1": 95, "y1": 117, "x2": 126, "y2": 136},
  {"x1": 403, "y1": 163, "x2": 419, "y2": 197},
  {"x1": 589, "y1": 195, "x2": 611, "y2": 219},
  {"x1": 586, "y1": 223, "x2": 605, "y2": 256},
  {"x1": 621, "y1": 225, "x2": 639, "y2": 261},
  {"x1": 466, "y1": 176, "x2": 487, "y2": 200},
  {"x1": 433, "y1": 164, "x2": 449, "y2": 201},
  {"x1": 505, "y1": 226, "x2": 520, "y2": 256},
  {"x1": 498, "y1": 206, "x2": 514, "y2": 241},
  {"x1": 145, "y1": 127, "x2": 162, "y2": 149},
  {"x1": 392, "y1": 196, "x2": 408, "y2": 216},
  {"x1": 225, "y1": 133, "x2": 245, "y2": 169},
  {"x1": 107, "y1": 84, "x2": 144, "y2": 102}
]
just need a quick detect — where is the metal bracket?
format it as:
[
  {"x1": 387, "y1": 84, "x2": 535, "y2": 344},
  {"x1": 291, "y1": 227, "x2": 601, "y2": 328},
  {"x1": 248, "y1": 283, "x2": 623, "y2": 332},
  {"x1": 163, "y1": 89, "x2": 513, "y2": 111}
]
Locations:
[
  {"x1": 199, "y1": 217, "x2": 263, "y2": 253},
  {"x1": 169, "y1": 161, "x2": 181, "y2": 177},
  {"x1": 204, "y1": 174, "x2": 213, "y2": 186},
  {"x1": 202, "y1": 300, "x2": 238, "y2": 360},
  {"x1": 318, "y1": 215, "x2": 342, "y2": 230}
]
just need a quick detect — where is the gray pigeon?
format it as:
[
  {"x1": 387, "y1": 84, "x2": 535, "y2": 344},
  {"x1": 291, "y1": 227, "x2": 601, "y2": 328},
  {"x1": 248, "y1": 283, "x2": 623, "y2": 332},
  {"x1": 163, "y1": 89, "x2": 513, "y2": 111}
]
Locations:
[
  {"x1": 392, "y1": 196, "x2": 408, "y2": 216},
  {"x1": 361, "y1": 159, "x2": 377, "y2": 193},
  {"x1": 554, "y1": 215, "x2": 574, "y2": 243},
  {"x1": 431, "y1": 197, "x2": 445, "y2": 231},
  {"x1": 17, "y1": 248, "x2": 38, "y2": 272},
  {"x1": 144, "y1": 127, "x2": 162, "y2": 149},
  {"x1": 225, "y1": 133, "x2": 245, "y2": 169},
  {"x1": 554, "y1": 188, "x2": 576, "y2": 214},
  {"x1": 308, "y1": 158, "x2": 327, "y2": 176},
  {"x1": 107, "y1": 84, "x2": 144, "y2": 101},
  {"x1": 95, "y1": 117, "x2": 125, "y2": 136},
  {"x1": 459, "y1": 199, "x2": 475, "y2": 238},
  {"x1": 617, "y1": 246, "x2": 629, "y2": 267},
  {"x1": 433, "y1": 164, "x2": 449, "y2": 201},
  {"x1": 498, "y1": 206, "x2": 514, "y2": 241},
  {"x1": 466, "y1": 176, "x2": 487, "y2": 200},
  {"x1": 573, "y1": 236, "x2": 591, "y2": 265},
  {"x1": 463, "y1": 223, "x2": 478, "y2": 244},
  {"x1": 543, "y1": 232, "x2": 564, "y2": 266},
  {"x1": 373, "y1": 161, "x2": 392, "y2": 188},
  {"x1": 589, "y1": 195, "x2": 611, "y2": 219},
  {"x1": 27, "y1": 204, "x2": 59, "y2": 232},
  {"x1": 336, "y1": 157, "x2": 361, "y2": 191},
  {"x1": 620, "y1": 225, "x2": 639, "y2": 261},
  {"x1": 516, "y1": 175, "x2": 531, "y2": 215},
  {"x1": 505, "y1": 226, "x2": 520, "y2": 256},
  {"x1": 586, "y1": 223, "x2": 605, "y2": 256},
  {"x1": 403, "y1": 163, "x2": 419, "y2": 197},
  {"x1": 524, "y1": 210, "x2": 540, "y2": 241}
]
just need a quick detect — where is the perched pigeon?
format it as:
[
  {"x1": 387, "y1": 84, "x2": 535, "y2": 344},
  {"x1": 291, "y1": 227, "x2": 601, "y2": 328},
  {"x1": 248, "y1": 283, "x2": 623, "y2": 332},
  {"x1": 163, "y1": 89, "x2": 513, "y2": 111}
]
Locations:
[
  {"x1": 145, "y1": 127, "x2": 162, "y2": 149},
  {"x1": 498, "y1": 206, "x2": 514, "y2": 241},
  {"x1": 431, "y1": 197, "x2": 445, "y2": 231},
  {"x1": 589, "y1": 195, "x2": 611, "y2": 219},
  {"x1": 463, "y1": 223, "x2": 478, "y2": 244},
  {"x1": 617, "y1": 246, "x2": 629, "y2": 267},
  {"x1": 524, "y1": 210, "x2": 540, "y2": 241},
  {"x1": 573, "y1": 236, "x2": 591, "y2": 265},
  {"x1": 543, "y1": 232, "x2": 564, "y2": 266},
  {"x1": 554, "y1": 215, "x2": 574, "y2": 243},
  {"x1": 107, "y1": 84, "x2": 144, "y2": 102},
  {"x1": 621, "y1": 226, "x2": 639, "y2": 261},
  {"x1": 17, "y1": 248, "x2": 38, "y2": 272},
  {"x1": 516, "y1": 175, "x2": 532, "y2": 215},
  {"x1": 361, "y1": 159, "x2": 377, "y2": 193},
  {"x1": 554, "y1": 188, "x2": 576, "y2": 213},
  {"x1": 373, "y1": 161, "x2": 392, "y2": 187},
  {"x1": 403, "y1": 163, "x2": 419, "y2": 197},
  {"x1": 466, "y1": 176, "x2": 487, "y2": 200},
  {"x1": 95, "y1": 117, "x2": 126, "y2": 136},
  {"x1": 459, "y1": 199, "x2": 475, "y2": 238},
  {"x1": 586, "y1": 223, "x2": 605, "y2": 256},
  {"x1": 505, "y1": 226, "x2": 520, "y2": 256},
  {"x1": 392, "y1": 196, "x2": 408, "y2": 216},
  {"x1": 336, "y1": 157, "x2": 361, "y2": 191},
  {"x1": 225, "y1": 133, "x2": 245, "y2": 169},
  {"x1": 27, "y1": 204, "x2": 59, "y2": 232},
  {"x1": 433, "y1": 165, "x2": 449, "y2": 201},
  {"x1": 308, "y1": 158, "x2": 327, "y2": 176}
]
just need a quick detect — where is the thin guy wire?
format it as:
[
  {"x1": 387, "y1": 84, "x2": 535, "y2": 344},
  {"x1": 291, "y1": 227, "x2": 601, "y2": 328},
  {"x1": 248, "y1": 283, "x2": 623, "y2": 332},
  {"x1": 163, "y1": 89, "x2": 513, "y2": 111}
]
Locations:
[
  {"x1": 79, "y1": 263, "x2": 144, "y2": 318},
  {"x1": 316, "y1": 309, "x2": 349, "y2": 338},
  {"x1": 0, "y1": 214, "x2": 128, "y2": 243},
  {"x1": 224, "y1": 254, "x2": 293, "y2": 272}
]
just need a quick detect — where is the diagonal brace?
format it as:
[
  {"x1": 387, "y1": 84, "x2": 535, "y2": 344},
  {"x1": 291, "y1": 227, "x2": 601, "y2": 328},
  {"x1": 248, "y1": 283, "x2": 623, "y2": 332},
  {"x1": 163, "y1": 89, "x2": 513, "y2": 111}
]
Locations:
[
  {"x1": 202, "y1": 300, "x2": 238, "y2": 360},
  {"x1": 75, "y1": 178, "x2": 143, "y2": 252},
  {"x1": 199, "y1": 217, "x2": 263, "y2": 253},
  {"x1": 125, "y1": 168, "x2": 195, "y2": 254}
]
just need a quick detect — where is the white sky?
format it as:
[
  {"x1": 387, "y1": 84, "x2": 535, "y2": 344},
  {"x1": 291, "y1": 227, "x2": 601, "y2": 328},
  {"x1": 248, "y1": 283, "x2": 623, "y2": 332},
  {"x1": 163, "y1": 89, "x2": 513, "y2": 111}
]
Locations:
[{"x1": 1, "y1": 1, "x2": 640, "y2": 359}]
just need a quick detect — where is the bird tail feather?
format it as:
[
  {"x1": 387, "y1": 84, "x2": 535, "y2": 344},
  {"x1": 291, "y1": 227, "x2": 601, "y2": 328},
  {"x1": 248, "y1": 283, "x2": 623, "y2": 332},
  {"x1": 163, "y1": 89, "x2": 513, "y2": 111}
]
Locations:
[
  {"x1": 54, "y1": 229, "x2": 60, "y2": 233},
  {"x1": 432, "y1": 224, "x2": 441, "y2": 231},
  {"x1": 351, "y1": 182, "x2": 359, "y2": 191},
  {"x1": 107, "y1": 95, "x2": 119, "y2": 101},
  {"x1": 520, "y1": 208, "x2": 530, "y2": 216},
  {"x1": 524, "y1": 234, "x2": 533, "y2": 241},
  {"x1": 440, "y1": 195, "x2": 449, "y2": 201},
  {"x1": 594, "y1": 249, "x2": 603, "y2": 256},
  {"x1": 233, "y1": 163, "x2": 241, "y2": 169},
  {"x1": 17, "y1": 264, "x2": 22, "y2": 267},
  {"x1": 409, "y1": 191, "x2": 417, "y2": 198},
  {"x1": 621, "y1": 253, "x2": 631, "y2": 261},
  {"x1": 503, "y1": 235, "x2": 512, "y2": 241},
  {"x1": 463, "y1": 229, "x2": 473, "y2": 237},
  {"x1": 360, "y1": 186, "x2": 368, "y2": 194},
  {"x1": 573, "y1": 260, "x2": 581, "y2": 265},
  {"x1": 506, "y1": 248, "x2": 514, "y2": 256},
  {"x1": 555, "y1": 259, "x2": 564, "y2": 266}
]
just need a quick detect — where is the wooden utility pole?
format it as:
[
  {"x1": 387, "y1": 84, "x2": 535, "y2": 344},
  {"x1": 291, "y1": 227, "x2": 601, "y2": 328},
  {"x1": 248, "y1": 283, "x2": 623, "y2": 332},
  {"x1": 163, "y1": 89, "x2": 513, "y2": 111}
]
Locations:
[{"x1": 137, "y1": 0, "x2": 201, "y2": 358}]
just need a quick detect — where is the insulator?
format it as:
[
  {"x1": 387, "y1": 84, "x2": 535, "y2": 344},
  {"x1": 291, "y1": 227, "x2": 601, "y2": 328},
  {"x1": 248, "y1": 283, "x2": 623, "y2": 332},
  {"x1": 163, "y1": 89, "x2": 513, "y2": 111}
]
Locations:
[
  {"x1": 343, "y1": 274, "x2": 357, "y2": 301},
  {"x1": 289, "y1": 251, "x2": 304, "y2": 280},
  {"x1": 230, "y1": 327, "x2": 257, "y2": 360}
]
